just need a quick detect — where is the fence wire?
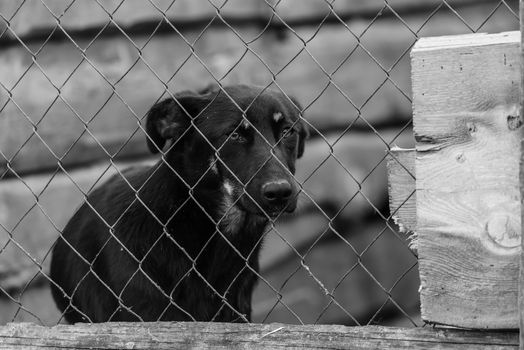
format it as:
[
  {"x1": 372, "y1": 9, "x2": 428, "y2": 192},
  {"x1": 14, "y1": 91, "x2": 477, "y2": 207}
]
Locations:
[{"x1": 0, "y1": 0, "x2": 519, "y2": 327}]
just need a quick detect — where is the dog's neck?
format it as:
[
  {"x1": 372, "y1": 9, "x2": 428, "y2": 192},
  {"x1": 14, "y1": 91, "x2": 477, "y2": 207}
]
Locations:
[
  {"x1": 145, "y1": 159, "x2": 268, "y2": 243},
  {"x1": 135, "y1": 159, "x2": 268, "y2": 292}
]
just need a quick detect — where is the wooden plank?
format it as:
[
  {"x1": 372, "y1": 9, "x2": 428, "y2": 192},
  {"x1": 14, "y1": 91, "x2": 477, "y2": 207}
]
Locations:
[
  {"x1": 519, "y1": 1, "x2": 524, "y2": 348},
  {"x1": 0, "y1": 131, "x2": 412, "y2": 291},
  {"x1": 0, "y1": 0, "x2": 508, "y2": 39},
  {"x1": 0, "y1": 322, "x2": 518, "y2": 349},
  {"x1": 412, "y1": 31, "x2": 521, "y2": 328},
  {"x1": 0, "y1": 0, "x2": 264, "y2": 38},
  {"x1": 266, "y1": 2, "x2": 518, "y2": 132},
  {"x1": 386, "y1": 148, "x2": 416, "y2": 251},
  {"x1": 0, "y1": 3, "x2": 517, "y2": 175},
  {"x1": 266, "y1": 0, "x2": 508, "y2": 22},
  {"x1": 0, "y1": 27, "x2": 264, "y2": 175}
]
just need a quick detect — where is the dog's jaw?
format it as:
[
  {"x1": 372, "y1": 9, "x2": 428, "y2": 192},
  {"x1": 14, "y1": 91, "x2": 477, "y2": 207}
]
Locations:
[{"x1": 218, "y1": 180, "x2": 271, "y2": 236}]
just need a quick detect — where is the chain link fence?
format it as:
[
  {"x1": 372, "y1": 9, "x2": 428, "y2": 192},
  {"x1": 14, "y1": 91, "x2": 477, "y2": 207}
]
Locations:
[{"x1": 0, "y1": 0, "x2": 519, "y2": 327}]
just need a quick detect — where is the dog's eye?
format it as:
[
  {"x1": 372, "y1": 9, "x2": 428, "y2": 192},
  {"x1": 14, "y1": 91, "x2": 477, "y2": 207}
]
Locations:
[
  {"x1": 229, "y1": 131, "x2": 246, "y2": 143},
  {"x1": 281, "y1": 127, "x2": 295, "y2": 138}
]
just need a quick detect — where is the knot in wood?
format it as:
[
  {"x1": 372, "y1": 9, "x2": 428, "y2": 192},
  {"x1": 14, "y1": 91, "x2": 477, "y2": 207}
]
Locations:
[
  {"x1": 483, "y1": 213, "x2": 520, "y2": 255},
  {"x1": 466, "y1": 121, "x2": 476, "y2": 133},
  {"x1": 506, "y1": 114, "x2": 522, "y2": 130},
  {"x1": 455, "y1": 153, "x2": 465, "y2": 163}
]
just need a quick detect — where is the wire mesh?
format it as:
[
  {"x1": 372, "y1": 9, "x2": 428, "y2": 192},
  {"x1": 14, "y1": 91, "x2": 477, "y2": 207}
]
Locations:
[{"x1": 0, "y1": 0, "x2": 519, "y2": 327}]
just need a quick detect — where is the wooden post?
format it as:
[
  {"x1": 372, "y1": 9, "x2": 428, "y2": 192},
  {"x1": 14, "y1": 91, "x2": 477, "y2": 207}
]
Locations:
[
  {"x1": 518, "y1": 0, "x2": 524, "y2": 350},
  {"x1": 413, "y1": 31, "x2": 521, "y2": 328},
  {"x1": 408, "y1": 31, "x2": 520, "y2": 328}
]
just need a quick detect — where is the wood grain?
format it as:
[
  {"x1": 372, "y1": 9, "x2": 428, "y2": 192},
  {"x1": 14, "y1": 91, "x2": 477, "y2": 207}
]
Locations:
[
  {"x1": 0, "y1": 322, "x2": 517, "y2": 349},
  {"x1": 519, "y1": 1, "x2": 524, "y2": 348},
  {"x1": 0, "y1": 28, "x2": 265, "y2": 175},
  {"x1": 386, "y1": 148, "x2": 416, "y2": 251},
  {"x1": 412, "y1": 31, "x2": 521, "y2": 328}
]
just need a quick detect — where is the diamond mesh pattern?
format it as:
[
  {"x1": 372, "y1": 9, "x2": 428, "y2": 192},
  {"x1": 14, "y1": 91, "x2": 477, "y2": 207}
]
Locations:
[{"x1": 0, "y1": 0, "x2": 519, "y2": 326}]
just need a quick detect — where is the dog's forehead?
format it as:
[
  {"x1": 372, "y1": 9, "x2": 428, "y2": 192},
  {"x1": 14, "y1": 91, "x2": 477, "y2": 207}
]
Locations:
[
  {"x1": 197, "y1": 87, "x2": 295, "y2": 137},
  {"x1": 220, "y1": 86, "x2": 289, "y2": 109},
  {"x1": 239, "y1": 91, "x2": 293, "y2": 123},
  {"x1": 245, "y1": 102, "x2": 288, "y2": 133}
]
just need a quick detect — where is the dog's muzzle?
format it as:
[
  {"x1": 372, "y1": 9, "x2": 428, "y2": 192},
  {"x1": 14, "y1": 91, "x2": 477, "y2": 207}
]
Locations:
[{"x1": 261, "y1": 180, "x2": 296, "y2": 216}]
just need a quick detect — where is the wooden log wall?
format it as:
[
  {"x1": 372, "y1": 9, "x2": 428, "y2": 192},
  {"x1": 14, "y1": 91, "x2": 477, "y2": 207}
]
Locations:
[{"x1": 0, "y1": 0, "x2": 519, "y2": 328}]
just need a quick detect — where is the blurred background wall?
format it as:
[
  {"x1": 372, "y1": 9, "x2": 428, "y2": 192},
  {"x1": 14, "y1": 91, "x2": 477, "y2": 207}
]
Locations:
[{"x1": 0, "y1": 0, "x2": 519, "y2": 326}]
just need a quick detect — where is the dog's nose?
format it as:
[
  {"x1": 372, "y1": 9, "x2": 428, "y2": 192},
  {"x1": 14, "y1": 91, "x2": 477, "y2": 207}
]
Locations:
[{"x1": 262, "y1": 180, "x2": 292, "y2": 205}]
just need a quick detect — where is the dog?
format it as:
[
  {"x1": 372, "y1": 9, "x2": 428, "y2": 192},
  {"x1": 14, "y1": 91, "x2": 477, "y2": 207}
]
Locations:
[{"x1": 50, "y1": 84, "x2": 308, "y2": 323}]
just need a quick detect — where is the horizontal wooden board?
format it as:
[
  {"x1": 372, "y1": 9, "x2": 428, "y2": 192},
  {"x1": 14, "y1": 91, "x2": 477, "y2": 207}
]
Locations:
[
  {"x1": 0, "y1": 131, "x2": 411, "y2": 291},
  {"x1": 266, "y1": 0, "x2": 509, "y2": 22},
  {"x1": 0, "y1": 28, "x2": 264, "y2": 175},
  {"x1": 0, "y1": 3, "x2": 517, "y2": 175},
  {"x1": 0, "y1": 322, "x2": 518, "y2": 349},
  {"x1": 412, "y1": 31, "x2": 521, "y2": 328},
  {"x1": 0, "y1": 0, "x2": 510, "y2": 39},
  {"x1": 0, "y1": 0, "x2": 264, "y2": 38}
]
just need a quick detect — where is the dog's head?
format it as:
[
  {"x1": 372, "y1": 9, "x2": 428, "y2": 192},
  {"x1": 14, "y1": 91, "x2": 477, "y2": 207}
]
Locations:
[{"x1": 145, "y1": 84, "x2": 308, "y2": 219}]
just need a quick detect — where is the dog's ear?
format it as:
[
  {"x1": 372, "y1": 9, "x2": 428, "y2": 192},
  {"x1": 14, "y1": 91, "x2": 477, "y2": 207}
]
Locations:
[
  {"x1": 289, "y1": 96, "x2": 309, "y2": 159},
  {"x1": 145, "y1": 93, "x2": 208, "y2": 153}
]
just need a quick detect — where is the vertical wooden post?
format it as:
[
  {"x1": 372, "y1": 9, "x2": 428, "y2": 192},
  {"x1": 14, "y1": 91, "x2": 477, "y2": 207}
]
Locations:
[
  {"x1": 520, "y1": 1, "x2": 524, "y2": 349},
  {"x1": 518, "y1": 0, "x2": 524, "y2": 350},
  {"x1": 412, "y1": 31, "x2": 521, "y2": 328}
]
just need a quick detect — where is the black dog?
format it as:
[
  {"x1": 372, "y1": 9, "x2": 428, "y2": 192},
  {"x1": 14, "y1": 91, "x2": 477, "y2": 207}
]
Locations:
[{"x1": 50, "y1": 85, "x2": 308, "y2": 323}]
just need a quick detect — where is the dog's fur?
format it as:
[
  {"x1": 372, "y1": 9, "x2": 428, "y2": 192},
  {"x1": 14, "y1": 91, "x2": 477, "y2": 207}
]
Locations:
[{"x1": 50, "y1": 85, "x2": 308, "y2": 323}]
